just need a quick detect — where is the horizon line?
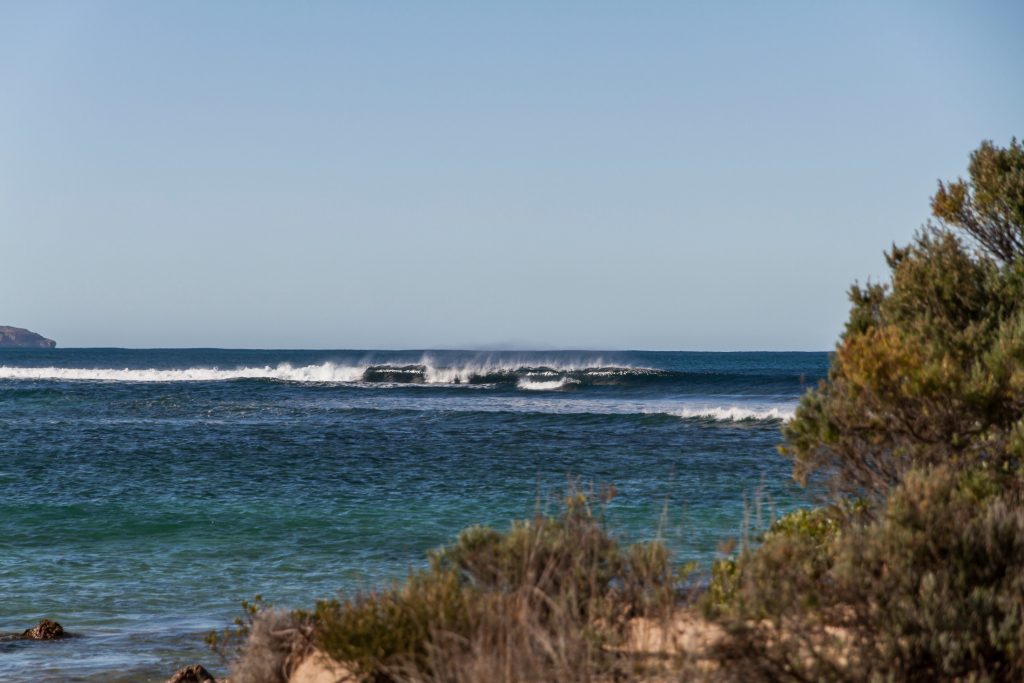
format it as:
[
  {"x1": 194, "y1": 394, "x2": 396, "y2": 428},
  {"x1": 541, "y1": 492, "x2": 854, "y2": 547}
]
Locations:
[{"x1": 3, "y1": 346, "x2": 833, "y2": 353}]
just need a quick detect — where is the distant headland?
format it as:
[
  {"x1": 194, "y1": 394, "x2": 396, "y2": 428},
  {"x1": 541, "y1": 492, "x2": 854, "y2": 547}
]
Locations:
[{"x1": 0, "y1": 326, "x2": 56, "y2": 348}]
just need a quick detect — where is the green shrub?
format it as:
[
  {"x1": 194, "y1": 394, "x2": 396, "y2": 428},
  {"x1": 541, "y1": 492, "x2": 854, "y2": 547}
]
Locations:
[
  {"x1": 709, "y1": 139, "x2": 1024, "y2": 681},
  {"x1": 702, "y1": 558, "x2": 740, "y2": 618},
  {"x1": 782, "y1": 139, "x2": 1024, "y2": 499},
  {"x1": 932, "y1": 138, "x2": 1024, "y2": 264},
  {"x1": 311, "y1": 495, "x2": 681, "y2": 681},
  {"x1": 763, "y1": 507, "x2": 841, "y2": 545},
  {"x1": 314, "y1": 569, "x2": 477, "y2": 680},
  {"x1": 701, "y1": 507, "x2": 841, "y2": 620},
  {"x1": 710, "y1": 467, "x2": 1024, "y2": 682},
  {"x1": 834, "y1": 467, "x2": 1024, "y2": 681}
]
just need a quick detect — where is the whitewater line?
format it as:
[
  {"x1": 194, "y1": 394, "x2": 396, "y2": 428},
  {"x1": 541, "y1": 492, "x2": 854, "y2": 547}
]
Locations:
[
  {"x1": 0, "y1": 363, "x2": 368, "y2": 383},
  {"x1": 0, "y1": 361, "x2": 651, "y2": 384}
]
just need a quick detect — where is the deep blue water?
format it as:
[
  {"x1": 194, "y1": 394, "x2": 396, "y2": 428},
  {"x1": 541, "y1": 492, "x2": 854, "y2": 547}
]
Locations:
[{"x1": 0, "y1": 349, "x2": 827, "y2": 681}]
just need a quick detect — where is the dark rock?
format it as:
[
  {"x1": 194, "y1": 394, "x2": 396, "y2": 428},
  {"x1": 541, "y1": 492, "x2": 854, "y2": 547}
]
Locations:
[
  {"x1": 22, "y1": 619, "x2": 65, "y2": 640},
  {"x1": 165, "y1": 664, "x2": 216, "y2": 683},
  {"x1": 0, "y1": 326, "x2": 56, "y2": 348}
]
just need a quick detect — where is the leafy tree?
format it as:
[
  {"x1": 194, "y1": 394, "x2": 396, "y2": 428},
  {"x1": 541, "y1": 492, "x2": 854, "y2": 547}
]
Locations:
[
  {"x1": 933, "y1": 138, "x2": 1024, "y2": 263},
  {"x1": 707, "y1": 140, "x2": 1024, "y2": 682},
  {"x1": 782, "y1": 139, "x2": 1024, "y2": 499}
]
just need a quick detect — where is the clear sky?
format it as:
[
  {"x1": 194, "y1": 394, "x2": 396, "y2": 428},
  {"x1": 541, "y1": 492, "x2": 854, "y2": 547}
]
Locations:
[{"x1": 1, "y1": 1, "x2": 1021, "y2": 350}]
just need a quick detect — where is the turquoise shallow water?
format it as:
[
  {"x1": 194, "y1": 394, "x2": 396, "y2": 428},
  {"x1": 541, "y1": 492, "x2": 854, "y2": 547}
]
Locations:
[{"x1": 0, "y1": 349, "x2": 827, "y2": 681}]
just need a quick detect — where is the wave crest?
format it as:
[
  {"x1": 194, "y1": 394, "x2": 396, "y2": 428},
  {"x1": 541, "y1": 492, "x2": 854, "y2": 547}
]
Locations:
[
  {"x1": 0, "y1": 362, "x2": 367, "y2": 383},
  {"x1": 516, "y1": 377, "x2": 579, "y2": 391},
  {"x1": 0, "y1": 360, "x2": 662, "y2": 388},
  {"x1": 667, "y1": 406, "x2": 795, "y2": 422}
]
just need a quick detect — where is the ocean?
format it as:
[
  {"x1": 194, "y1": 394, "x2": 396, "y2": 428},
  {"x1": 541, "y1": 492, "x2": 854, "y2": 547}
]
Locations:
[{"x1": 0, "y1": 349, "x2": 828, "y2": 681}]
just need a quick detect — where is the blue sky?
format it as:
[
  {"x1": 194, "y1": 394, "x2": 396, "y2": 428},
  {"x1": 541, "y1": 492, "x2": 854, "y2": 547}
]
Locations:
[{"x1": 1, "y1": 1, "x2": 1021, "y2": 349}]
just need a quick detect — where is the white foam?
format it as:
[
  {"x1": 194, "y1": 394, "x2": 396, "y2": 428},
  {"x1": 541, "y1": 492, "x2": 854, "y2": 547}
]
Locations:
[
  {"x1": 0, "y1": 362, "x2": 367, "y2": 383},
  {"x1": 418, "y1": 355, "x2": 631, "y2": 384},
  {"x1": 0, "y1": 360, "x2": 618, "y2": 385},
  {"x1": 667, "y1": 406, "x2": 795, "y2": 422},
  {"x1": 516, "y1": 377, "x2": 575, "y2": 391}
]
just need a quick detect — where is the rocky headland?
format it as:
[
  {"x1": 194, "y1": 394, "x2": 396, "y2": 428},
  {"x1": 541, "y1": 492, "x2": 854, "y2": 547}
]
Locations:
[{"x1": 0, "y1": 326, "x2": 56, "y2": 348}]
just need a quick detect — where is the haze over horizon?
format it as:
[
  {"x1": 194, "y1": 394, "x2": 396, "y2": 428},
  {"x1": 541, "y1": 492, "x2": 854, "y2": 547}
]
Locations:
[{"x1": 2, "y1": 2, "x2": 1022, "y2": 350}]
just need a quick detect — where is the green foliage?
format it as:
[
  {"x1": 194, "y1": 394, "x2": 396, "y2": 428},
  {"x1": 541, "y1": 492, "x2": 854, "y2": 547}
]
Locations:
[
  {"x1": 763, "y1": 507, "x2": 840, "y2": 545},
  {"x1": 933, "y1": 138, "x2": 1024, "y2": 262},
  {"x1": 710, "y1": 139, "x2": 1024, "y2": 682},
  {"x1": 311, "y1": 495, "x2": 681, "y2": 681},
  {"x1": 783, "y1": 139, "x2": 1024, "y2": 498},
  {"x1": 701, "y1": 509, "x2": 840, "y2": 624},
  {"x1": 702, "y1": 559, "x2": 740, "y2": 618},
  {"x1": 314, "y1": 569, "x2": 477, "y2": 680},
  {"x1": 712, "y1": 467, "x2": 1024, "y2": 682},
  {"x1": 834, "y1": 467, "x2": 1024, "y2": 681},
  {"x1": 702, "y1": 508, "x2": 841, "y2": 619}
]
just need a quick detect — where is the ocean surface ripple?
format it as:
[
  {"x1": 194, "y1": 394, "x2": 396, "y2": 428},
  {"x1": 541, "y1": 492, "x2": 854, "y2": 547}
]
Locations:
[{"x1": 0, "y1": 349, "x2": 826, "y2": 681}]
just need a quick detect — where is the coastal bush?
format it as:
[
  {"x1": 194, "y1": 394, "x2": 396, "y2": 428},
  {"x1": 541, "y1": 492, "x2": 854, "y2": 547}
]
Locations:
[
  {"x1": 707, "y1": 139, "x2": 1024, "y2": 681},
  {"x1": 783, "y1": 139, "x2": 1024, "y2": 499},
  {"x1": 311, "y1": 494, "x2": 683, "y2": 681},
  {"x1": 711, "y1": 466, "x2": 1024, "y2": 681},
  {"x1": 206, "y1": 596, "x2": 314, "y2": 683},
  {"x1": 932, "y1": 138, "x2": 1024, "y2": 263},
  {"x1": 229, "y1": 608, "x2": 314, "y2": 683},
  {"x1": 701, "y1": 506, "x2": 841, "y2": 619},
  {"x1": 835, "y1": 467, "x2": 1024, "y2": 681},
  {"x1": 206, "y1": 596, "x2": 267, "y2": 663},
  {"x1": 704, "y1": 510, "x2": 840, "y2": 623}
]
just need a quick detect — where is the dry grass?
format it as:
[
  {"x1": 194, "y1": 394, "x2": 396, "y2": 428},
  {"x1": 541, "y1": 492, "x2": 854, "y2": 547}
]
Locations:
[
  {"x1": 307, "y1": 493, "x2": 691, "y2": 683},
  {"x1": 228, "y1": 608, "x2": 314, "y2": 683},
  {"x1": 207, "y1": 598, "x2": 315, "y2": 683}
]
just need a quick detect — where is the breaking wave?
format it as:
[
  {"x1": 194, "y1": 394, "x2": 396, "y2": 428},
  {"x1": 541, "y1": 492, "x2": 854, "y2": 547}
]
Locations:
[
  {"x1": 0, "y1": 363, "x2": 367, "y2": 383},
  {"x1": 0, "y1": 360, "x2": 665, "y2": 388},
  {"x1": 666, "y1": 406, "x2": 795, "y2": 422},
  {"x1": 516, "y1": 377, "x2": 578, "y2": 391},
  {"x1": 0, "y1": 356, "x2": 811, "y2": 407}
]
